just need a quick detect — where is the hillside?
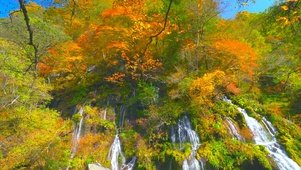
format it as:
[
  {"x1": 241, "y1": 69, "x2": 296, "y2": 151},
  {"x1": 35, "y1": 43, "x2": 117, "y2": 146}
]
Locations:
[{"x1": 1, "y1": 0, "x2": 301, "y2": 169}]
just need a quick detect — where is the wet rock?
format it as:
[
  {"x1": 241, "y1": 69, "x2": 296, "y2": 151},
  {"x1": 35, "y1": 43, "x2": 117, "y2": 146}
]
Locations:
[{"x1": 87, "y1": 163, "x2": 110, "y2": 170}]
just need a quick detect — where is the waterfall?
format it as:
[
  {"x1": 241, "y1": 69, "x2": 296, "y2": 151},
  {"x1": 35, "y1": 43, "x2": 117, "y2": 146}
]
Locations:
[
  {"x1": 200, "y1": 158, "x2": 206, "y2": 170},
  {"x1": 224, "y1": 117, "x2": 244, "y2": 141},
  {"x1": 224, "y1": 97, "x2": 301, "y2": 170},
  {"x1": 118, "y1": 106, "x2": 127, "y2": 129},
  {"x1": 104, "y1": 93, "x2": 136, "y2": 170},
  {"x1": 66, "y1": 106, "x2": 85, "y2": 170},
  {"x1": 103, "y1": 96, "x2": 112, "y2": 120},
  {"x1": 171, "y1": 115, "x2": 204, "y2": 170},
  {"x1": 153, "y1": 87, "x2": 159, "y2": 105},
  {"x1": 107, "y1": 134, "x2": 136, "y2": 170},
  {"x1": 121, "y1": 156, "x2": 136, "y2": 170},
  {"x1": 108, "y1": 134, "x2": 126, "y2": 170},
  {"x1": 103, "y1": 108, "x2": 107, "y2": 120},
  {"x1": 182, "y1": 159, "x2": 189, "y2": 170},
  {"x1": 108, "y1": 103, "x2": 135, "y2": 170},
  {"x1": 71, "y1": 106, "x2": 85, "y2": 158},
  {"x1": 261, "y1": 115, "x2": 277, "y2": 137}
]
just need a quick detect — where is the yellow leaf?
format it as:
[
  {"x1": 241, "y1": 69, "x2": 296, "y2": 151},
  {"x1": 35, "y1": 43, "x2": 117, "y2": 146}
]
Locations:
[
  {"x1": 281, "y1": 5, "x2": 289, "y2": 11},
  {"x1": 276, "y1": 16, "x2": 287, "y2": 21}
]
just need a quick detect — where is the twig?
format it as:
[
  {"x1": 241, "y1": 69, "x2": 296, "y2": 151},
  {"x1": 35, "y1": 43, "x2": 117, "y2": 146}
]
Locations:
[{"x1": 143, "y1": 0, "x2": 173, "y2": 55}]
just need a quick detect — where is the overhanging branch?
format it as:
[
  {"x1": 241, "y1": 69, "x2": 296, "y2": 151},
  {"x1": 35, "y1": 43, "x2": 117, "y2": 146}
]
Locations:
[
  {"x1": 18, "y1": 0, "x2": 39, "y2": 76},
  {"x1": 143, "y1": 0, "x2": 173, "y2": 55},
  {"x1": 18, "y1": 0, "x2": 33, "y2": 45}
]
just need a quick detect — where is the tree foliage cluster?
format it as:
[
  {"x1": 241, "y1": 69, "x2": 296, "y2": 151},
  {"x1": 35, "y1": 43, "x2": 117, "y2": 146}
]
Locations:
[{"x1": 1, "y1": 0, "x2": 301, "y2": 169}]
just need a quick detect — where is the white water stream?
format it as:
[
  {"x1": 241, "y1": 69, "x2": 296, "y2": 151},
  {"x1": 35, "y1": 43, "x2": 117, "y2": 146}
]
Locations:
[
  {"x1": 71, "y1": 106, "x2": 86, "y2": 158},
  {"x1": 107, "y1": 104, "x2": 136, "y2": 170},
  {"x1": 67, "y1": 106, "x2": 85, "y2": 170},
  {"x1": 225, "y1": 117, "x2": 244, "y2": 141},
  {"x1": 107, "y1": 134, "x2": 126, "y2": 170},
  {"x1": 224, "y1": 97, "x2": 301, "y2": 170},
  {"x1": 171, "y1": 115, "x2": 204, "y2": 170},
  {"x1": 107, "y1": 134, "x2": 136, "y2": 170}
]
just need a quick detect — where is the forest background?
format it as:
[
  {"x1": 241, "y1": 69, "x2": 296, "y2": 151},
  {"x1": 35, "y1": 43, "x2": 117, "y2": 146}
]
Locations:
[{"x1": 1, "y1": 0, "x2": 301, "y2": 169}]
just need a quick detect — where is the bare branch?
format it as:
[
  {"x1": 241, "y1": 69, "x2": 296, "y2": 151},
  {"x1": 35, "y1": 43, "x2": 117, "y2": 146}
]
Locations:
[
  {"x1": 143, "y1": 0, "x2": 173, "y2": 55},
  {"x1": 17, "y1": 0, "x2": 39, "y2": 77}
]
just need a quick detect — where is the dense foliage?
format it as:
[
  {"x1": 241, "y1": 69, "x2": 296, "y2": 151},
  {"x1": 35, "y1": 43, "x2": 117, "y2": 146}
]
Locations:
[{"x1": 1, "y1": 0, "x2": 301, "y2": 169}]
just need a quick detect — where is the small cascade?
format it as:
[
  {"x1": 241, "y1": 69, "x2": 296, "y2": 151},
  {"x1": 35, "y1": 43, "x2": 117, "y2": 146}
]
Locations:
[
  {"x1": 261, "y1": 115, "x2": 277, "y2": 137},
  {"x1": 182, "y1": 159, "x2": 189, "y2": 170},
  {"x1": 118, "y1": 106, "x2": 127, "y2": 129},
  {"x1": 103, "y1": 108, "x2": 107, "y2": 120},
  {"x1": 121, "y1": 156, "x2": 136, "y2": 170},
  {"x1": 108, "y1": 134, "x2": 126, "y2": 170},
  {"x1": 183, "y1": 153, "x2": 201, "y2": 170},
  {"x1": 71, "y1": 106, "x2": 85, "y2": 158},
  {"x1": 237, "y1": 107, "x2": 275, "y2": 144},
  {"x1": 199, "y1": 158, "x2": 206, "y2": 170},
  {"x1": 105, "y1": 94, "x2": 136, "y2": 170},
  {"x1": 66, "y1": 105, "x2": 86, "y2": 170},
  {"x1": 225, "y1": 117, "x2": 244, "y2": 141},
  {"x1": 224, "y1": 97, "x2": 301, "y2": 170},
  {"x1": 107, "y1": 134, "x2": 136, "y2": 170},
  {"x1": 171, "y1": 115, "x2": 204, "y2": 170},
  {"x1": 103, "y1": 96, "x2": 112, "y2": 120},
  {"x1": 153, "y1": 87, "x2": 159, "y2": 105}
]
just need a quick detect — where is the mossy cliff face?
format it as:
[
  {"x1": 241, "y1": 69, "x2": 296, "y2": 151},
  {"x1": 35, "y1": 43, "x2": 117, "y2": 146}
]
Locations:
[
  {"x1": 2, "y1": 0, "x2": 301, "y2": 169},
  {"x1": 52, "y1": 89, "x2": 299, "y2": 170}
]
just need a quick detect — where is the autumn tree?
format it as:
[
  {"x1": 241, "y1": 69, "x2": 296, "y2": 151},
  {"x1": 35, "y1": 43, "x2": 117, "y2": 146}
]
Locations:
[
  {"x1": 77, "y1": 0, "x2": 176, "y2": 85},
  {"x1": 254, "y1": 2, "x2": 301, "y2": 118},
  {"x1": 0, "y1": 2, "x2": 72, "y2": 169},
  {"x1": 45, "y1": 0, "x2": 114, "y2": 40},
  {"x1": 172, "y1": 0, "x2": 221, "y2": 73},
  {"x1": 0, "y1": 108, "x2": 71, "y2": 169}
]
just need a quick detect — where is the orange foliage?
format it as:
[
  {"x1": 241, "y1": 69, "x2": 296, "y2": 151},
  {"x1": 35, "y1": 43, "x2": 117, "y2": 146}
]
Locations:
[
  {"x1": 77, "y1": 0, "x2": 176, "y2": 83},
  {"x1": 38, "y1": 49, "x2": 57, "y2": 75},
  {"x1": 48, "y1": 48, "x2": 58, "y2": 55},
  {"x1": 76, "y1": 133, "x2": 113, "y2": 168},
  {"x1": 104, "y1": 72, "x2": 126, "y2": 85},
  {"x1": 225, "y1": 83, "x2": 242, "y2": 94},
  {"x1": 38, "y1": 41, "x2": 88, "y2": 87},
  {"x1": 38, "y1": 62, "x2": 52, "y2": 75},
  {"x1": 106, "y1": 41, "x2": 129, "y2": 51},
  {"x1": 210, "y1": 39, "x2": 258, "y2": 81}
]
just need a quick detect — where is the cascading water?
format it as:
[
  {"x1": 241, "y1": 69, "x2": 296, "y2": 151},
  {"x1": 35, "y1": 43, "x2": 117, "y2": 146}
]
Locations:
[
  {"x1": 107, "y1": 134, "x2": 126, "y2": 170},
  {"x1": 107, "y1": 105, "x2": 136, "y2": 170},
  {"x1": 118, "y1": 106, "x2": 127, "y2": 130},
  {"x1": 107, "y1": 134, "x2": 136, "y2": 170},
  {"x1": 70, "y1": 106, "x2": 84, "y2": 158},
  {"x1": 67, "y1": 106, "x2": 85, "y2": 170},
  {"x1": 224, "y1": 97, "x2": 301, "y2": 170},
  {"x1": 261, "y1": 115, "x2": 277, "y2": 137},
  {"x1": 103, "y1": 108, "x2": 107, "y2": 120},
  {"x1": 171, "y1": 115, "x2": 204, "y2": 170},
  {"x1": 103, "y1": 96, "x2": 112, "y2": 120},
  {"x1": 224, "y1": 117, "x2": 244, "y2": 141},
  {"x1": 182, "y1": 159, "x2": 189, "y2": 170},
  {"x1": 122, "y1": 156, "x2": 136, "y2": 170}
]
